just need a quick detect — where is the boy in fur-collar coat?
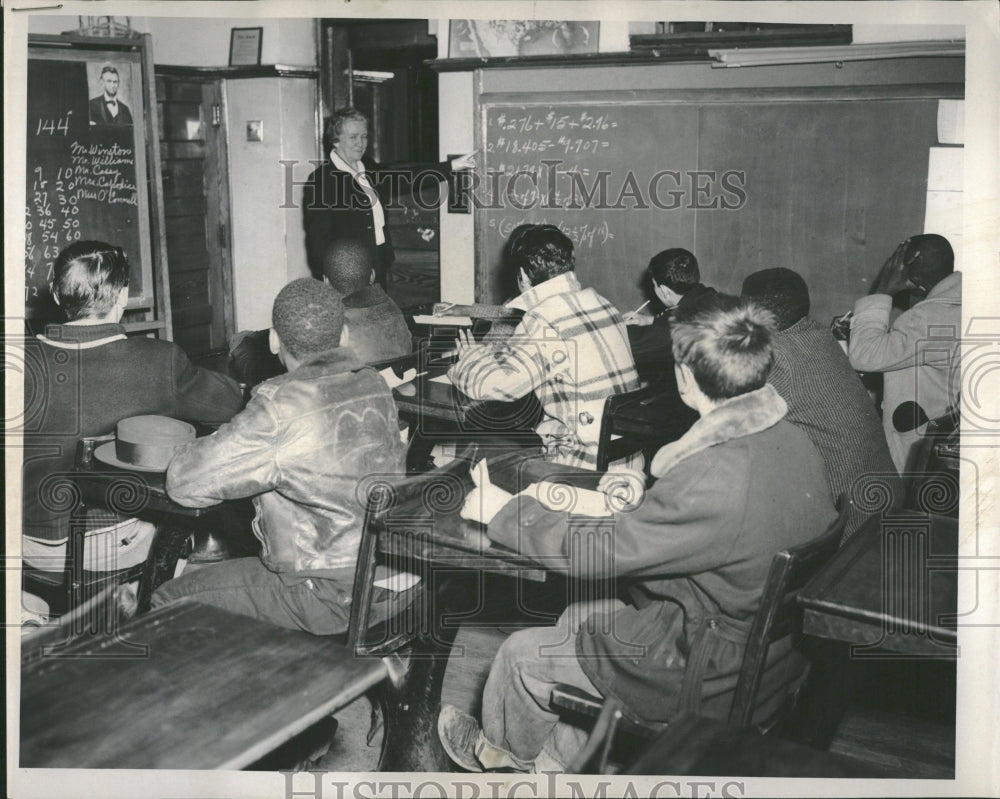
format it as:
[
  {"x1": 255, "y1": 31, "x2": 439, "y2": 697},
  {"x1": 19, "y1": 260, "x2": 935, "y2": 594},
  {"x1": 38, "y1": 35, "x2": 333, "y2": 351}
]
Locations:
[{"x1": 439, "y1": 297, "x2": 836, "y2": 774}]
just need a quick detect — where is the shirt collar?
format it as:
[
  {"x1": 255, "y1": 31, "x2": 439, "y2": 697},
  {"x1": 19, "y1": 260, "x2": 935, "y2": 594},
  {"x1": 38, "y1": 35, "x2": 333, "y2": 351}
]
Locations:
[
  {"x1": 330, "y1": 150, "x2": 363, "y2": 175},
  {"x1": 507, "y1": 272, "x2": 581, "y2": 312}
]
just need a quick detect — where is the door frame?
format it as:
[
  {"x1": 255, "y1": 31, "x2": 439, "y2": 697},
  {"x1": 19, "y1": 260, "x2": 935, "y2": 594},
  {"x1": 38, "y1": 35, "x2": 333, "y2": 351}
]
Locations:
[{"x1": 155, "y1": 66, "x2": 237, "y2": 351}]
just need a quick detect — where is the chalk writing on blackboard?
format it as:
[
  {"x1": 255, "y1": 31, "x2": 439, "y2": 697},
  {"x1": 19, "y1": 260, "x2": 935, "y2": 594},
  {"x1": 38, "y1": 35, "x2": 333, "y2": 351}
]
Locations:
[{"x1": 25, "y1": 55, "x2": 146, "y2": 317}]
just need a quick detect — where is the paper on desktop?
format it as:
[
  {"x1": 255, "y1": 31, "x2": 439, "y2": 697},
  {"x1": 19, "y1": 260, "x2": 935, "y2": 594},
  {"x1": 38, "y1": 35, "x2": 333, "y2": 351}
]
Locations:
[
  {"x1": 429, "y1": 373, "x2": 453, "y2": 384},
  {"x1": 412, "y1": 315, "x2": 474, "y2": 327},
  {"x1": 373, "y1": 565, "x2": 421, "y2": 592},
  {"x1": 379, "y1": 367, "x2": 417, "y2": 389}
]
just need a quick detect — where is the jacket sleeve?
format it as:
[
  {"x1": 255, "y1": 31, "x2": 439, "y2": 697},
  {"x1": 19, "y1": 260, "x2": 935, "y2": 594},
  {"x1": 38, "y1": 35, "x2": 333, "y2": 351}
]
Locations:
[
  {"x1": 169, "y1": 345, "x2": 244, "y2": 424},
  {"x1": 848, "y1": 294, "x2": 918, "y2": 373},
  {"x1": 487, "y1": 454, "x2": 744, "y2": 580},
  {"x1": 166, "y1": 393, "x2": 281, "y2": 508},
  {"x1": 447, "y1": 313, "x2": 555, "y2": 401}
]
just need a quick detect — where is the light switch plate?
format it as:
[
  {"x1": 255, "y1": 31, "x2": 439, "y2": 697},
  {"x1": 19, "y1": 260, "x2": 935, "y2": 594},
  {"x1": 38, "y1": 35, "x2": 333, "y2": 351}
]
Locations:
[{"x1": 246, "y1": 120, "x2": 263, "y2": 141}]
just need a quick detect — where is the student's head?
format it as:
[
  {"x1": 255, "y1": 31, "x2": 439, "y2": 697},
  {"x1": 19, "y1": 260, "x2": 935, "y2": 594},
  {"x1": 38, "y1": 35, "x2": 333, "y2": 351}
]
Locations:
[
  {"x1": 671, "y1": 296, "x2": 775, "y2": 405},
  {"x1": 100, "y1": 65, "x2": 120, "y2": 97},
  {"x1": 506, "y1": 224, "x2": 575, "y2": 290},
  {"x1": 270, "y1": 278, "x2": 344, "y2": 368},
  {"x1": 903, "y1": 234, "x2": 954, "y2": 295},
  {"x1": 51, "y1": 240, "x2": 130, "y2": 322},
  {"x1": 647, "y1": 248, "x2": 699, "y2": 309},
  {"x1": 740, "y1": 267, "x2": 810, "y2": 331},
  {"x1": 324, "y1": 107, "x2": 369, "y2": 163},
  {"x1": 320, "y1": 239, "x2": 375, "y2": 294}
]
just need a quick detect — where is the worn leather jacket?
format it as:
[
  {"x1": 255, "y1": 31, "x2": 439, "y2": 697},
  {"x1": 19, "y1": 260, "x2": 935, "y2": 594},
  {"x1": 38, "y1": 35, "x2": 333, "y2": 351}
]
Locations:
[{"x1": 167, "y1": 349, "x2": 407, "y2": 575}]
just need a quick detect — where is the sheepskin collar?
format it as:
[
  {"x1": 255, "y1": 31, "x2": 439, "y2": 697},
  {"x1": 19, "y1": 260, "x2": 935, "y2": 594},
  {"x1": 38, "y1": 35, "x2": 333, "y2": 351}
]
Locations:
[{"x1": 650, "y1": 383, "x2": 787, "y2": 478}]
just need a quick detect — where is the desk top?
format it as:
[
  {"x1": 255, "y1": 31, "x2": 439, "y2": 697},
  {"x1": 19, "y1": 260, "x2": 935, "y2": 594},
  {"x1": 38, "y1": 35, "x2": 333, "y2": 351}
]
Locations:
[
  {"x1": 71, "y1": 458, "x2": 209, "y2": 519},
  {"x1": 799, "y1": 512, "x2": 958, "y2": 656},
  {"x1": 378, "y1": 453, "x2": 599, "y2": 582},
  {"x1": 20, "y1": 599, "x2": 387, "y2": 770}
]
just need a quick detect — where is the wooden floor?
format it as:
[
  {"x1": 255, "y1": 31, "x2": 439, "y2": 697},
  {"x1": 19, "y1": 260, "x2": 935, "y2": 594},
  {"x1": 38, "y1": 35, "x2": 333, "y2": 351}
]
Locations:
[{"x1": 828, "y1": 705, "x2": 955, "y2": 779}]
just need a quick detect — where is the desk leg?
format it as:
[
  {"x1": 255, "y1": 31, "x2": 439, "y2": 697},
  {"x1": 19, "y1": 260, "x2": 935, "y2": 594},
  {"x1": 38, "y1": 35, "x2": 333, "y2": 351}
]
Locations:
[
  {"x1": 377, "y1": 628, "x2": 458, "y2": 772},
  {"x1": 136, "y1": 525, "x2": 190, "y2": 614},
  {"x1": 784, "y1": 638, "x2": 852, "y2": 749}
]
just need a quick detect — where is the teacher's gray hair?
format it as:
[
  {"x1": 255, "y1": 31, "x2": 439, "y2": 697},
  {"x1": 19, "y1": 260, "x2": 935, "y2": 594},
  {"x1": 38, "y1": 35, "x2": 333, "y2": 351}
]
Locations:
[{"x1": 324, "y1": 107, "x2": 369, "y2": 155}]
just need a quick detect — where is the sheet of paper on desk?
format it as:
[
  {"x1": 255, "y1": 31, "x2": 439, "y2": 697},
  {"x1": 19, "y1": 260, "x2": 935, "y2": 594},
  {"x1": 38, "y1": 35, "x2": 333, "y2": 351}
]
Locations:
[
  {"x1": 412, "y1": 315, "x2": 474, "y2": 327},
  {"x1": 520, "y1": 481, "x2": 614, "y2": 517},
  {"x1": 373, "y1": 565, "x2": 422, "y2": 592},
  {"x1": 379, "y1": 367, "x2": 417, "y2": 389},
  {"x1": 429, "y1": 373, "x2": 453, "y2": 384}
]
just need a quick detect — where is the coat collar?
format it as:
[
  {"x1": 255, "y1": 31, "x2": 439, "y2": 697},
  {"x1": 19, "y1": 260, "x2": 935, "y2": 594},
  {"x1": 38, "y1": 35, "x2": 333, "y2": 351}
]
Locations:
[
  {"x1": 925, "y1": 270, "x2": 961, "y2": 301},
  {"x1": 650, "y1": 384, "x2": 787, "y2": 478},
  {"x1": 507, "y1": 272, "x2": 581, "y2": 312},
  {"x1": 329, "y1": 150, "x2": 363, "y2": 175},
  {"x1": 37, "y1": 322, "x2": 127, "y2": 349}
]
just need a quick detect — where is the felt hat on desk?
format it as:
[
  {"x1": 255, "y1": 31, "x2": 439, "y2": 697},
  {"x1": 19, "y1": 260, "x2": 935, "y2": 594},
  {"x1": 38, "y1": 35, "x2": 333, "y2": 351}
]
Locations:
[{"x1": 93, "y1": 415, "x2": 196, "y2": 473}]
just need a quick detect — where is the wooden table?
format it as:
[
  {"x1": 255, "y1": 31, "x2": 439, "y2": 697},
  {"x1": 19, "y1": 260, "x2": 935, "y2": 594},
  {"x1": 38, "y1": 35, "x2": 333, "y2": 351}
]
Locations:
[
  {"x1": 20, "y1": 599, "x2": 388, "y2": 770},
  {"x1": 377, "y1": 451, "x2": 600, "y2": 583},
  {"x1": 798, "y1": 512, "x2": 958, "y2": 657}
]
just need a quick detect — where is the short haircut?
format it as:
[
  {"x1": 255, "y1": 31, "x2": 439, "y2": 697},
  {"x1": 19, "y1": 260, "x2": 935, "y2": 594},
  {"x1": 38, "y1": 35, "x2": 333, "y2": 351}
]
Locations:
[
  {"x1": 272, "y1": 278, "x2": 345, "y2": 361},
  {"x1": 323, "y1": 107, "x2": 369, "y2": 156},
  {"x1": 740, "y1": 267, "x2": 810, "y2": 331},
  {"x1": 321, "y1": 239, "x2": 374, "y2": 295},
  {"x1": 506, "y1": 224, "x2": 575, "y2": 286},
  {"x1": 648, "y1": 248, "x2": 700, "y2": 294},
  {"x1": 671, "y1": 296, "x2": 776, "y2": 401},
  {"x1": 51, "y1": 240, "x2": 129, "y2": 321},
  {"x1": 905, "y1": 233, "x2": 955, "y2": 291},
  {"x1": 100, "y1": 65, "x2": 119, "y2": 78}
]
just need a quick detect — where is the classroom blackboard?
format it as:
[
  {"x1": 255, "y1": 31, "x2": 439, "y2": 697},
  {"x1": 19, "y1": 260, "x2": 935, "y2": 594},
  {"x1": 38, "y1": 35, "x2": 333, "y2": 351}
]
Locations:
[
  {"x1": 25, "y1": 48, "x2": 153, "y2": 320},
  {"x1": 476, "y1": 88, "x2": 944, "y2": 324}
]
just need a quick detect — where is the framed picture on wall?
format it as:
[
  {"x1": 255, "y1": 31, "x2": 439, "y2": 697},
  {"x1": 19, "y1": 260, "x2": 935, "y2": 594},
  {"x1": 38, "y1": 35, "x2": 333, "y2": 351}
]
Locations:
[
  {"x1": 449, "y1": 20, "x2": 600, "y2": 58},
  {"x1": 229, "y1": 27, "x2": 263, "y2": 66}
]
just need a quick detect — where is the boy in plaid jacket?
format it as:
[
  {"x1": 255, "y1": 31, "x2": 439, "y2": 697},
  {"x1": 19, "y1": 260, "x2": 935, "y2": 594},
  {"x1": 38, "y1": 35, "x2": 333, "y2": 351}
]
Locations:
[{"x1": 449, "y1": 225, "x2": 640, "y2": 470}]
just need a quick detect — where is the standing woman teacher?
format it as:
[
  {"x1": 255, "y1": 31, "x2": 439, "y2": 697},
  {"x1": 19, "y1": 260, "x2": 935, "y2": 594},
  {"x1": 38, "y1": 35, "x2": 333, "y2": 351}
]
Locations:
[{"x1": 303, "y1": 107, "x2": 474, "y2": 288}]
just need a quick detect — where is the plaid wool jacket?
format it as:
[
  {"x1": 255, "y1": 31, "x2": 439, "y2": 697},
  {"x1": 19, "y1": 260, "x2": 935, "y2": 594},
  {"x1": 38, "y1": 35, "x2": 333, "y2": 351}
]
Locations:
[{"x1": 449, "y1": 272, "x2": 640, "y2": 470}]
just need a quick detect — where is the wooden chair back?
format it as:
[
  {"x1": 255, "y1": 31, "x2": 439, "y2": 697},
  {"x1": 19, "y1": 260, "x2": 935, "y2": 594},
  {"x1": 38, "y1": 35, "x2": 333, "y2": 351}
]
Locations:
[
  {"x1": 727, "y1": 495, "x2": 850, "y2": 727},
  {"x1": 347, "y1": 443, "x2": 478, "y2": 656}
]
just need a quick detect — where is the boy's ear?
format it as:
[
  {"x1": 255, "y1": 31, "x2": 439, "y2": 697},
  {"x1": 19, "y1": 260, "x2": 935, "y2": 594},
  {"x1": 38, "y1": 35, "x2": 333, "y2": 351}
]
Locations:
[
  {"x1": 50, "y1": 285, "x2": 60, "y2": 306},
  {"x1": 268, "y1": 328, "x2": 281, "y2": 356},
  {"x1": 117, "y1": 285, "x2": 130, "y2": 308}
]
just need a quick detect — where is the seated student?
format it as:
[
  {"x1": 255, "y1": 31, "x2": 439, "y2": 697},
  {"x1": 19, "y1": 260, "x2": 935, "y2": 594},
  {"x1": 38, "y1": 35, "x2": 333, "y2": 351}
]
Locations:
[
  {"x1": 438, "y1": 297, "x2": 835, "y2": 773},
  {"x1": 448, "y1": 224, "x2": 640, "y2": 471},
  {"x1": 21, "y1": 241, "x2": 243, "y2": 584},
  {"x1": 152, "y1": 278, "x2": 407, "y2": 634},
  {"x1": 321, "y1": 239, "x2": 412, "y2": 365},
  {"x1": 627, "y1": 248, "x2": 719, "y2": 375},
  {"x1": 229, "y1": 242, "x2": 413, "y2": 389},
  {"x1": 848, "y1": 234, "x2": 962, "y2": 472},
  {"x1": 742, "y1": 267, "x2": 901, "y2": 538}
]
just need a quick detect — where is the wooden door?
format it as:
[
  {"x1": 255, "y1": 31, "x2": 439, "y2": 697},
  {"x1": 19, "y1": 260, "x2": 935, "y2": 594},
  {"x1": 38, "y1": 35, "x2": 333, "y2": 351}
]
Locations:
[{"x1": 156, "y1": 75, "x2": 234, "y2": 356}]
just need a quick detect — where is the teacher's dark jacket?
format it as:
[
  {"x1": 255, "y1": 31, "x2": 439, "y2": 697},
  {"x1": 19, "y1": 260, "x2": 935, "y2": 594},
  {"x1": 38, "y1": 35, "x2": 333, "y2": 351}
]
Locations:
[
  {"x1": 302, "y1": 155, "x2": 450, "y2": 281},
  {"x1": 488, "y1": 384, "x2": 835, "y2": 724}
]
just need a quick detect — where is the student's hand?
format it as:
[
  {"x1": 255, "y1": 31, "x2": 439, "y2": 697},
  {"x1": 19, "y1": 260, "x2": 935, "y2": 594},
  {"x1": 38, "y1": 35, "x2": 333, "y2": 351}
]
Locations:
[
  {"x1": 597, "y1": 469, "x2": 646, "y2": 512},
  {"x1": 870, "y1": 240, "x2": 911, "y2": 296},
  {"x1": 460, "y1": 459, "x2": 514, "y2": 525},
  {"x1": 627, "y1": 310, "x2": 656, "y2": 327},
  {"x1": 454, "y1": 328, "x2": 482, "y2": 359},
  {"x1": 450, "y1": 151, "x2": 477, "y2": 171}
]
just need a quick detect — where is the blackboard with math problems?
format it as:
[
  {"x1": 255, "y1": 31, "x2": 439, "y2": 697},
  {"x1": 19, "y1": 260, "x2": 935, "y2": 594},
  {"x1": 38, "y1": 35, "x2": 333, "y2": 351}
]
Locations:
[
  {"x1": 475, "y1": 89, "x2": 943, "y2": 324},
  {"x1": 25, "y1": 48, "x2": 153, "y2": 320}
]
